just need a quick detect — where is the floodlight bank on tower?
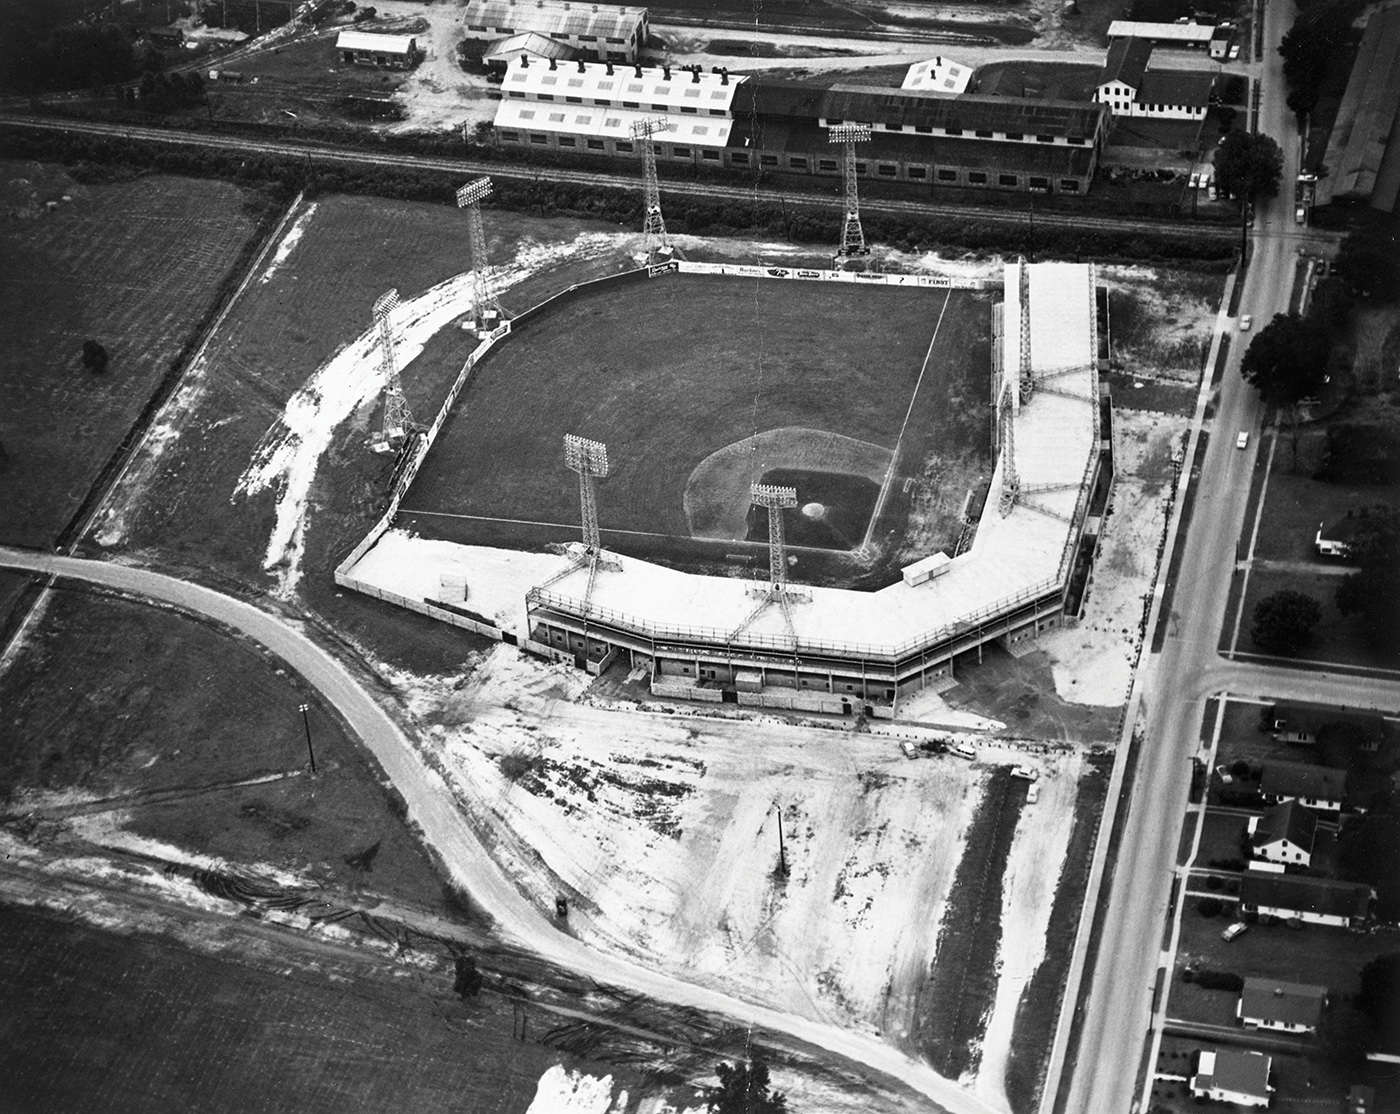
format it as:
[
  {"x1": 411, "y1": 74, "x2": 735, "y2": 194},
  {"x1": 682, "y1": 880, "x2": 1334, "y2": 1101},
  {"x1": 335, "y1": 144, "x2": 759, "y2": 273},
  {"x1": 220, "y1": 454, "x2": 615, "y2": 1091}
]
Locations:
[
  {"x1": 456, "y1": 177, "x2": 506, "y2": 333},
  {"x1": 369, "y1": 288, "x2": 418, "y2": 455},
  {"x1": 750, "y1": 483, "x2": 799, "y2": 590},
  {"x1": 564, "y1": 433, "x2": 610, "y2": 553},
  {"x1": 630, "y1": 117, "x2": 674, "y2": 258},
  {"x1": 828, "y1": 123, "x2": 872, "y2": 259}
]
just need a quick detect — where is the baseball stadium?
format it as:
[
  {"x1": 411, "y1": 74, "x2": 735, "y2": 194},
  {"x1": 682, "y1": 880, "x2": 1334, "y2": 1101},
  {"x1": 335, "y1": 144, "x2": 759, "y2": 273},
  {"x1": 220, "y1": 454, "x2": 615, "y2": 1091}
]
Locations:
[{"x1": 339, "y1": 259, "x2": 1110, "y2": 716}]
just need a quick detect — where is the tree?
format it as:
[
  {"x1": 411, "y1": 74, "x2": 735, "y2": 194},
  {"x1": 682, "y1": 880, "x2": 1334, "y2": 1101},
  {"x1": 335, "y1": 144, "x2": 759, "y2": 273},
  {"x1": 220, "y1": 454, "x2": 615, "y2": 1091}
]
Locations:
[
  {"x1": 1250, "y1": 589, "x2": 1321, "y2": 655},
  {"x1": 1239, "y1": 313, "x2": 1329, "y2": 407},
  {"x1": 81, "y1": 339, "x2": 109, "y2": 373},
  {"x1": 706, "y1": 1058, "x2": 788, "y2": 1114},
  {"x1": 1337, "y1": 796, "x2": 1400, "y2": 921},
  {"x1": 1335, "y1": 507, "x2": 1400, "y2": 657},
  {"x1": 1357, "y1": 953, "x2": 1400, "y2": 1040},
  {"x1": 452, "y1": 954, "x2": 484, "y2": 999},
  {"x1": 1279, "y1": 2, "x2": 1355, "y2": 118},
  {"x1": 1213, "y1": 131, "x2": 1284, "y2": 203},
  {"x1": 1334, "y1": 230, "x2": 1400, "y2": 303},
  {"x1": 1305, "y1": 275, "x2": 1355, "y2": 339}
]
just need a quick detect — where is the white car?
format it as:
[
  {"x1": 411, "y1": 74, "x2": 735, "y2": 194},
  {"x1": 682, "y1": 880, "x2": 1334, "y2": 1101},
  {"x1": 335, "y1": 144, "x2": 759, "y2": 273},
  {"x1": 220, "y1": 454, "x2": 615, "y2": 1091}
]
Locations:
[
  {"x1": 1236, "y1": 431, "x2": 1249, "y2": 450},
  {"x1": 1239, "y1": 314, "x2": 1252, "y2": 331},
  {"x1": 1189, "y1": 171, "x2": 1201, "y2": 189},
  {"x1": 1221, "y1": 921, "x2": 1249, "y2": 942},
  {"x1": 1011, "y1": 764, "x2": 1040, "y2": 781},
  {"x1": 900, "y1": 740, "x2": 918, "y2": 759},
  {"x1": 1026, "y1": 782, "x2": 1040, "y2": 804}
]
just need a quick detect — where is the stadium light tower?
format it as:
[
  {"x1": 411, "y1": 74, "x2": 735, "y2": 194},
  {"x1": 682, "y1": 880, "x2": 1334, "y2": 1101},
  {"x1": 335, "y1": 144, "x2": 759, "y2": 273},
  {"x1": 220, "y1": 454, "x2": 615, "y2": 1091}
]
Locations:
[
  {"x1": 828, "y1": 123, "x2": 872, "y2": 259},
  {"x1": 751, "y1": 483, "x2": 798, "y2": 591},
  {"x1": 729, "y1": 483, "x2": 808, "y2": 644},
  {"x1": 369, "y1": 289, "x2": 418, "y2": 455},
  {"x1": 456, "y1": 177, "x2": 506, "y2": 333},
  {"x1": 630, "y1": 117, "x2": 674, "y2": 259},
  {"x1": 564, "y1": 434, "x2": 609, "y2": 554}
]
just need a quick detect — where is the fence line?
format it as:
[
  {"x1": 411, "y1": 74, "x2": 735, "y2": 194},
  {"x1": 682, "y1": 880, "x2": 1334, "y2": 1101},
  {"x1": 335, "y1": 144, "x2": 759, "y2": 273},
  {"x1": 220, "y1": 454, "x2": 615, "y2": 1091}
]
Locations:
[{"x1": 674, "y1": 259, "x2": 992, "y2": 290}]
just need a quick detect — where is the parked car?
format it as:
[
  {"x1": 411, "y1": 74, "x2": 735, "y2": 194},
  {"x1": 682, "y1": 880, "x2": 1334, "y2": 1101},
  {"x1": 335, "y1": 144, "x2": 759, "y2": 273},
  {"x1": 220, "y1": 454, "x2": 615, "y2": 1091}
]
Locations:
[
  {"x1": 950, "y1": 744, "x2": 977, "y2": 761},
  {"x1": 1237, "y1": 431, "x2": 1249, "y2": 449},
  {"x1": 1239, "y1": 314, "x2": 1253, "y2": 331},
  {"x1": 1011, "y1": 764, "x2": 1039, "y2": 781},
  {"x1": 900, "y1": 741, "x2": 918, "y2": 759},
  {"x1": 1026, "y1": 782, "x2": 1040, "y2": 804},
  {"x1": 1222, "y1": 921, "x2": 1249, "y2": 942}
]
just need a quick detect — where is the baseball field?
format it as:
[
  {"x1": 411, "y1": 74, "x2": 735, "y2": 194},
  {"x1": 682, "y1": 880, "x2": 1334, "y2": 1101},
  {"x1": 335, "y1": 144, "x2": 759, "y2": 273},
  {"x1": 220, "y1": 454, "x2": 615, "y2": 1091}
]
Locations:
[{"x1": 401, "y1": 273, "x2": 994, "y2": 588}]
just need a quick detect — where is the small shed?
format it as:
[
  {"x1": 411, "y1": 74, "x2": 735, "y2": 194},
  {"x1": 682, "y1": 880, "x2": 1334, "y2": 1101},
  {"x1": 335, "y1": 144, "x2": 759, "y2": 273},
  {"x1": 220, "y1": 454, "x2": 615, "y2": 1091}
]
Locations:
[
  {"x1": 336, "y1": 30, "x2": 420, "y2": 69},
  {"x1": 902, "y1": 552, "x2": 952, "y2": 587},
  {"x1": 482, "y1": 31, "x2": 578, "y2": 68}
]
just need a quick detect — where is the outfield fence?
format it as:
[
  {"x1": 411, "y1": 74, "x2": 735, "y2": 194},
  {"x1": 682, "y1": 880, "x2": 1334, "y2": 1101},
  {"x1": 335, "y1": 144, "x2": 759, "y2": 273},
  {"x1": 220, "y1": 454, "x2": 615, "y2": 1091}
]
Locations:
[{"x1": 672, "y1": 259, "x2": 994, "y2": 289}]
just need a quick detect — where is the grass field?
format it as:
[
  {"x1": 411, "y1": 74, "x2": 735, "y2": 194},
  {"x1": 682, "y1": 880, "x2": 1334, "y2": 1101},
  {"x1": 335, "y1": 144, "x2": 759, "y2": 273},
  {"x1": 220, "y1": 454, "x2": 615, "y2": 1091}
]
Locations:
[
  {"x1": 0, "y1": 585, "x2": 451, "y2": 914},
  {"x1": 0, "y1": 161, "x2": 269, "y2": 547},
  {"x1": 403, "y1": 273, "x2": 992, "y2": 588}
]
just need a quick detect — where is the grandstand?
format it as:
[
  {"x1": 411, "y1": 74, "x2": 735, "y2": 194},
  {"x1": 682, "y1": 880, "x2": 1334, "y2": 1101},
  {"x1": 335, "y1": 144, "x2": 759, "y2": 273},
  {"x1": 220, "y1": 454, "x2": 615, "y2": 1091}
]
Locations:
[{"x1": 338, "y1": 261, "x2": 1110, "y2": 716}]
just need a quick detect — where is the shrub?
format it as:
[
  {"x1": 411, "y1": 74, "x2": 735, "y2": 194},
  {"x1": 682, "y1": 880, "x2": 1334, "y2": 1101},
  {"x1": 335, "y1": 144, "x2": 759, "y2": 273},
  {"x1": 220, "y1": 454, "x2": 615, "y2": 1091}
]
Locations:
[
  {"x1": 1206, "y1": 875, "x2": 1224, "y2": 891},
  {"x1": 1195, "y1": 969, "x2": 1245, "y2": 991},
  {"x1": 1197, "y1": 897, "x2": 1224, "y2": 917},
  {"x1": 1230, "y1": 759, "x2": 1251, "y2": 779}
]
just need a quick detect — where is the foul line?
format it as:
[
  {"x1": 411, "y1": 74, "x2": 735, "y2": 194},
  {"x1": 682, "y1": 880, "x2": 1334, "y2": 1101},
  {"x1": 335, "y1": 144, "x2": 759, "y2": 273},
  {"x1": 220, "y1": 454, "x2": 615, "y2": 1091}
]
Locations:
[
  {"x1": 859, "y1": 287, "x2": 953, "y2": 553},
  {"x1": 396, "y1": 509, "x2": 844, "y2": 555}
]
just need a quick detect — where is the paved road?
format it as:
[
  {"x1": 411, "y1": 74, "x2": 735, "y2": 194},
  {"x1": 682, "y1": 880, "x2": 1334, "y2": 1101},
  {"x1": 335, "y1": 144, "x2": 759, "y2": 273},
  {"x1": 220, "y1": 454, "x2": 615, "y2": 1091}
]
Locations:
[
  {"x1": 1057, "y1": 3, "x2": 1400, "y2": 1111},
  {"x1": 0, "y1": 546, "x2": 998, "y2": 1114}
]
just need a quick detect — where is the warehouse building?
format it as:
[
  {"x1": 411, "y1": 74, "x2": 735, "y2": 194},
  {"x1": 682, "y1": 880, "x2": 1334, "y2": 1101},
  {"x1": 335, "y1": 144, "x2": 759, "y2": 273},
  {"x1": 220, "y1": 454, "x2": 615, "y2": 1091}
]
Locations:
[
  {"x1": 335, "y1": 30, "x2": 420, "y2": 68},
  {"x1": 493, "y1": 63, "x2": 1108, "y2": 195},
  {"x1": 1314, "y1": 6, "x2": 1400, "y2": 212},
  {"x1": 463, "y1": 0, "x2": 649, "y2": 63}
]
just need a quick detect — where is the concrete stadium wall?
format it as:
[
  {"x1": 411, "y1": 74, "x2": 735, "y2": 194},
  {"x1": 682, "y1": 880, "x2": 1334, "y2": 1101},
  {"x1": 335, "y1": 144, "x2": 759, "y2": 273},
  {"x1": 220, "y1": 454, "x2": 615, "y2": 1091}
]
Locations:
[{"x1": 673, "y1": 259, "x2": 994, "y2": 290}]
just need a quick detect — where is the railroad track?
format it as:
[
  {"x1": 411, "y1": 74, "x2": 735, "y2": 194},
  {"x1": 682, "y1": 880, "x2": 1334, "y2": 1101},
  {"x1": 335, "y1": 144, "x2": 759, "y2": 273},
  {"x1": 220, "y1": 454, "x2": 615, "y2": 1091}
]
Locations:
[{"x1": 0, "y1": 112, "x2": 1235, "y2": 242}]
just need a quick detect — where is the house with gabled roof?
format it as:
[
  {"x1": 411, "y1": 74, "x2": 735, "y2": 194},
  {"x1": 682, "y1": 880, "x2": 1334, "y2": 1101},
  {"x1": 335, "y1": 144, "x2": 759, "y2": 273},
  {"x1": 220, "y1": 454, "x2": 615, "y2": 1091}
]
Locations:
[
  {"x1": 1260, "y1": 761, "x2": 1347, "y2": 812},
  {"x1": 1239, "y1": 869, "x2": 1372, "y2": 927},
  {"x1": 1237, "y1": 977, "x2": 1327, "y2": 1033},
  {"x1": 1248, "y1": 800, "x2": 1318, "y2": 866},
  {"x1": 1191, "y1": 1048, "x2": 1272, "y2": 1107}
]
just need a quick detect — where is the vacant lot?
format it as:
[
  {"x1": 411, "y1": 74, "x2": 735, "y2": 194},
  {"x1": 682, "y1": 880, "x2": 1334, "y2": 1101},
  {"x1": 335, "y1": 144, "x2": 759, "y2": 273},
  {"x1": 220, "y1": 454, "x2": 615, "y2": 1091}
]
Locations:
[
  {"x1": 0, "y1": 161, "x2": 268, "y2": 547},
  {"x1": 0, "y1": 585, "x2": 449, "y2": 912},
  {"x1": 404, "y1": 274, "x2": 991, "y2": 584}
]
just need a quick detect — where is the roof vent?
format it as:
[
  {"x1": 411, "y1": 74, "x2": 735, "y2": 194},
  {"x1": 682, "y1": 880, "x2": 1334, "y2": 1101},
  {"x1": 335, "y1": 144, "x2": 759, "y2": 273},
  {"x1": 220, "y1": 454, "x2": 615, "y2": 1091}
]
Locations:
[
  {"x1": 520, "y1": 53, "x2": 529, "y2": 66},
  {"x1": 579, "y1": 58, "x2": 586, "y2": 71},
  {"x1": 634, "y1": 62, "x2": 643, "y2": 77},
  {"x1": 605, "y1": 61, "x2": 613, "y2": 74},
  {"x1": 691, "y1": 67, "x2": 700, "y2": 82},
  {"x1": 548, "y1": 57, "x2": 557, "y2": 69},
  {"x1": 721, "y1": 67, "x2": 728, "y2": 85},
  {"x1": 662, "y1": 65, "x2": 671, "y2": 79}
]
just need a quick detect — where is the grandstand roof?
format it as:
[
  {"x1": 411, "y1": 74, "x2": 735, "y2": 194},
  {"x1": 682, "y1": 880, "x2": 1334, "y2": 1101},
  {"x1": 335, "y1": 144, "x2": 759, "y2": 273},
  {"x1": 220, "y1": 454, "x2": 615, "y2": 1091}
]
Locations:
[
  {"x1": 465, "y1": 0, "x2": 647, "y2": 38},
  {"x1": 902, "y1": 55, "x2": 974, "y2": 95},
  {"x1": 502, "y1": 57, "x2": 743, "y2": 114},
  {"x1": 1315, "y1": 6, "x2": 1400, "y2": 211},
  {"x1": 1107, "y1": 19, "x2": 1216, "y2": 43},
  {"x1": 734, "y1": 79, "x2": 1105, "y2": 141},
  {"x1": 335, "y1": 30, "x2": 417, "y2": 54},
  {"x1": 482, "y1": 31, "x2": 577, "y2": 63}
]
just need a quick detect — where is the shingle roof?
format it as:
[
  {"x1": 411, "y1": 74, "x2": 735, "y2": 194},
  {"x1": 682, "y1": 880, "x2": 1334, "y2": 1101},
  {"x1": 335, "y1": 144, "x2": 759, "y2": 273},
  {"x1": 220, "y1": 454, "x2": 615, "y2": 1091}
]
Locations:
[
  {"x1": 734, "y1": 78, "x2": 1105, "y2": 141},
  {"x1": 335, "y1": 31, "x2": 417, "y2": 54},
  {"x1": 1261, "y1": 761, "x2": 1347, "y2": 802},
  {"x1": 1240, "y1": 869, "x2": 1372, "y2": 920},
  {"x1": 1315, "y1": 6, "x2": 1400, "y2": 208},
  {"x1": 1138, "y1": 69, "x2": 1215, "y2": 107},
  {"x1": 1194, "y1": 1049, "x2": 1272, "y2": 1099},
  {"x1": 465, "y1": 0, "x2": 646, "y2": 40},
  {"x1": 482, "y1": 31, "x2": 577, "y2": 62},
  {"x1": 1239, "y1": 977, "x2": 1327, "y2": 1028},
  {"x1": 1252, "y1": 800, "x2": 1318, "y2": 851},
  {"x1": 1098, "y1": 38, "x2": 1152, "y2": 89},
  {"x1": 1108, "y1": 19, "x2": 1216, "y2": 43}
]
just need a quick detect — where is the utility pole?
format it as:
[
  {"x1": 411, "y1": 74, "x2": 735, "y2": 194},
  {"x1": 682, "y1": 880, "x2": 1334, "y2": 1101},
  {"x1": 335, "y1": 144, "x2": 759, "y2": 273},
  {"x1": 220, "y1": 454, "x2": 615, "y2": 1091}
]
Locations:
[
  {"x1": 775, "y1": 802, "x2": 788, "y2": 878},
  {"x1": 299, "y1": 703, "x2": 316, "y2": 773}
]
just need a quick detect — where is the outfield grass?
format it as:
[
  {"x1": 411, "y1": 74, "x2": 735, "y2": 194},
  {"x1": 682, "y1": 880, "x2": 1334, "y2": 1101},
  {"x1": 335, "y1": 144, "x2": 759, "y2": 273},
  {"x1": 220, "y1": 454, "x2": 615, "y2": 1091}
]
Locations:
[
  {"x1": 0, "y1": 162, "x2": 268, "y2": 547},
  {"x1": 0, "y1": 585, "x2": 451, "y2": 913},
  {"x1": 405, "y1": 274, "x2": 991, "y2": 585}
]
